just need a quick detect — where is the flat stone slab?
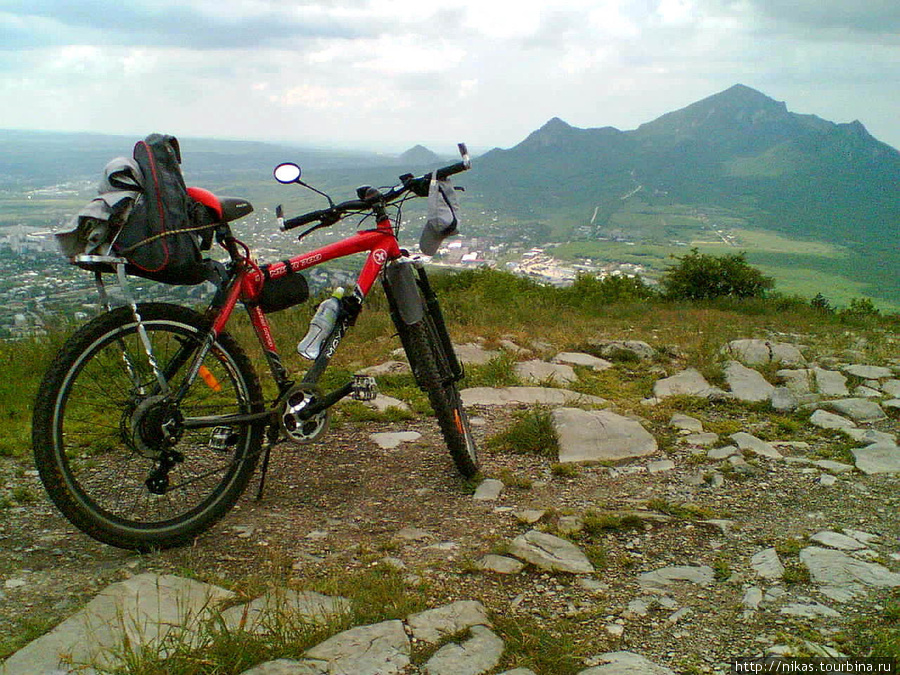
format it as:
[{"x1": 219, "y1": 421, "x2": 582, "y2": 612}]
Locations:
[
  {"x1": 810, "y1": 409, "x2": 856, "y2": 431},
  {"x1": 473, "y1": 478, "x2": 504, "y2": 501},
  {"x1": 809, "y1": 531, "x2": 868, "y2": 551},
  {"x1": 365, "y1": 394, "x2": 411, "y2": 413},
  {"x1": 751, "y1": 548, "x2": 785, "y2": 580},
  {"x1": 670, "y1": 413, "x2": 703, "y2": 432},
  {"x1": 800, "y1": 546, "x2": 900, "y2": 590},
  {"x1": 1, "y1": 573, "x2": 234, "y2": 675},
  {"x1": 221, "y1": 590, "x2": 349, "y2": 634},
  {"x1": 240, "y1": 659, "x2": 329, "y2": 674},
  {"x1": 508, "y1": 529, "x2": 595, "y2": 574},
  {"x1": 638, "y1": 565, "x2": 715, "y2": 589},
  {"x1": 590, "y1": 339, "x2": 656, "y2": 360},
  {"x1": 552, "y1": 352, "x2": 613, "y2": 371},
  {"x1": 824, "y1": 398, "x2": 887, "y2": 422},
  {"x1": 843, "y1": 364, "x2": 894, "y2": 380},
  {"x1": 370, "y1": 431, "x2": 421, "y2": 449},
  {"x1": 852, "y1": 443, "x2": 900, "y2": 474},
  {"x1": 730, "y1": 432, "x2": 783, "y2": 459},
  {"x1": 724, "y1": 339, "x2": 805, "y2": 366},
  {"x1": 579, "y1": 651, "x2": 677, "y2": 674},
  {"x1": 305, "y1": 619, "x2": 410, "y2": 675},
  {"x1": 653, "y1": 368, "x2": 726, "y2": 399},
  {"x1": 724, "y1": 360, "x2": 774, "y2": 402},
  {"x1": 453, "y1": 343, "x2": 500, "y2": 365},
  {"x1": 684, "y1": 432, "x2": 719, "y2": 447},
  {"x1": 514, "y1": 360, "x2": 577, "y2": 385},
  {"x1": 407, "y1": 600, "x2": 491, "y2": 644},
  {"x1": 553, "y1": 408, "x2": 657, "y2": 464},
  {"x1": 423, "y1": 625, "x2": 503, "y2": 675},
  {"x1": 461, "y1": 386, "x2": 606, "y2": 407},
  {"x1": 358, "y1": 360, "x2": 410, "y2": 376}
]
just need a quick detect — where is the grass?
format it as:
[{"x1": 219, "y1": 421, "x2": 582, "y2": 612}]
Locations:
[{"x1": 486, "y1": 405, "x2": 559, "y2": 457}]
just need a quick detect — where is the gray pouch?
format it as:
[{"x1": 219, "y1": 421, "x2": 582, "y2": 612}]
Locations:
[{"x1": 419, "y1": 177, "x2": 459, "y2": 255}]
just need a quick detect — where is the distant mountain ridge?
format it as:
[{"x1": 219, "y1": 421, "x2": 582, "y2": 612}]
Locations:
[{"x1": 471, "y1": 82, "x2": 899, "y2": 246}]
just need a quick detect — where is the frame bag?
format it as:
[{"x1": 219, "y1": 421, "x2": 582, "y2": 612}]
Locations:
[{"x1": 114, "y1": 134, "x2": 214, "y2": 285}]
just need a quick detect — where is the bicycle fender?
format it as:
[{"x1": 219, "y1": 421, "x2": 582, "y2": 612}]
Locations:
[{"x1": 384, "y1": 262, "x2": 425, "y2": 325}]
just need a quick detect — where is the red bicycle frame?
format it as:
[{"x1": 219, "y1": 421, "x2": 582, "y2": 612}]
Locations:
[{"x1": 210, "y1": 213, "x2": 403, "y2": 393}]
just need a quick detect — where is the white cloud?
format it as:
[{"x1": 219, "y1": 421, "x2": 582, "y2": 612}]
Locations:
[{"x1": 0, "y1": 0, "x2": 898, "y2": 151}]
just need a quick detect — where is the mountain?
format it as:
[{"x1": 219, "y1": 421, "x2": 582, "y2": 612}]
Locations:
[
  {"x1": 398, "y1": 144, "x2": 443, "y2": 166},
  {"x1": 468, "y1": 84, "x2": 900, "y2": 303}
]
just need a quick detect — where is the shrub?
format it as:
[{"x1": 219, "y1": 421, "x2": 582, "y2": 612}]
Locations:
[
  {"x1": 660, "y1": 248, "x2": 774, "y2": 301},
  {"x1": 561, "y1": 272, "x2": 656, "y2": 307}
]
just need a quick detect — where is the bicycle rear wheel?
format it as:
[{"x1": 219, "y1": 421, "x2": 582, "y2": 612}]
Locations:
[
  {"x1": 399, "y1": 317, "x2": 480, "y2": 478},
  {"x1": 32, "y1": 303, "x2": 265, "y2": 551}
]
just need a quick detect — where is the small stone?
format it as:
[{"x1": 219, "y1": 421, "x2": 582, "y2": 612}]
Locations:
[
  {"x1": 819, "y1": 474, "x2": 838, "y2": 486},
  {"x1": 751, "y1": 548, "x2": 785, "y2": 581},
  {"x1": 513, "y1": 509, "x2": 546, "y2": 524},
  {"x1": 370, "y1": 431, "x2": 421, "y2": 450},
  {"x1": 396, "y1": 527, "x2": 432, "y2": 541},
  {"x1": 473, "y1": 479, "x2": 504, "y2": 501},
  {"x1": 742, "y1": 586, "x2": 763, "y2": 611},
  {"x1": 638, "y1": 565, "x2": 715, "y2": 589},
  {"x1": 707, "y1": 445, "x2": 739, "y2": 460},
  {"x1": 670, "y1": 413, "x2": 704, "y2": 433},
  {"x1": 684, "y1": 432, "x2": 719, "y2": 447},
  {"x1": 781, "y1": 601, "x2": 841, "y2": 618},
  {"x1": 731, "y1": 432, "x2": 783, "y2": 459},
  {"x1": 476, "y1": 555, "x2": 524, "y2": 575},
  {"x1": 647, "y1": 460, "x2": 675, "y2": 473}
]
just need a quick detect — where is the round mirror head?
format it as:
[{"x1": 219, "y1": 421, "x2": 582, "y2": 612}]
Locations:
[{"x1": 274, "y1": 163, "x2": 302, "y2": 184}]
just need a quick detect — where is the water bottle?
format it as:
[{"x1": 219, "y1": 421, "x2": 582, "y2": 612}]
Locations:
[{"x1": 297, "y1": 288, "x2": 344, "y2": 360}]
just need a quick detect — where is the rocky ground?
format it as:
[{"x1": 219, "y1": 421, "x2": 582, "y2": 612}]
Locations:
[{"x1": 2, "y1": 335, "x2": 900, "y2": 674}]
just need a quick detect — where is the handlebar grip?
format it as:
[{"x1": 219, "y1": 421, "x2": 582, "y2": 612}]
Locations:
[{"x1": 281, "y1": 209, "x2": 330, "y2": 231}]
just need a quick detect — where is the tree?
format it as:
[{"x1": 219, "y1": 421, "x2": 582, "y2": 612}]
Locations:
[{"x1": 660, "y1": 248, "x2": 774, "y2": 301}]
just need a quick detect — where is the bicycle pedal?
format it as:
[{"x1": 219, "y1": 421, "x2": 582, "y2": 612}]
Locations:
[
  {"x1": 208, "y1": 426, "x2": 238, "y2": 450},
  {"x1": 351, "y1": 375, "x2": 378, "y2": 401}
]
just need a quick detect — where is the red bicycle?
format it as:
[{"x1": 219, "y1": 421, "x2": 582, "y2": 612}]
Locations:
[{"x1": 32, "y1": 145, "x2": 479, "y2": 551}]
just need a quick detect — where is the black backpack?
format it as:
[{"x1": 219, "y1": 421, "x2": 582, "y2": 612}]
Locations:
[{"x1": 113, "y1": 134, "x2": 215, "y2": 285}]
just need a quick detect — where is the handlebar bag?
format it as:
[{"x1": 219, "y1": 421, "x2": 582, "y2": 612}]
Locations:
[
  {"x1": 419, "y1": 177, "x2": 460, "y2": 256},
  {"x1": 113, "y1": 134, "x2": 216, "y2": 285}
]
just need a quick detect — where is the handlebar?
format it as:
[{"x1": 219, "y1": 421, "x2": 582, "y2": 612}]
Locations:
[{"x1": 279, "y1": 143, "x2": 470, "y2": 233}]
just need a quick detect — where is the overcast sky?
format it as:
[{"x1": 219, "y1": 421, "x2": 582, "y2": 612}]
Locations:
[{"x1": 2, "y1": 0, "x2": 899, "y2": 154}]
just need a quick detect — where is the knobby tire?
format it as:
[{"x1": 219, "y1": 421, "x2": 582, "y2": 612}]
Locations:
[
  {"x1": 32, "y1": 303, "x2": 265, "y2": 551},
  {"x1": 399, "y1": 317, "x2": 480, "y2": 478}
]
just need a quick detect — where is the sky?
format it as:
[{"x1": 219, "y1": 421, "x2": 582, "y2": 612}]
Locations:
[{"x1": 2, "y1": 0, "x2": 899, "y2": 154}]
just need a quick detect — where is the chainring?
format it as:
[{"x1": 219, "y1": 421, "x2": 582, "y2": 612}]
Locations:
[{"x1": 278, "y1": 385, "x2": 330, "y2": 444}]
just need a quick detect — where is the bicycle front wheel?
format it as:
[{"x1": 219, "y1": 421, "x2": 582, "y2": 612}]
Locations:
[
  {"x1": 399, "y1": 318, "x2": 480, "y2": 478},
  {"x1": 32, "y1": 303, "x2": 265, "y2": 551}
]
